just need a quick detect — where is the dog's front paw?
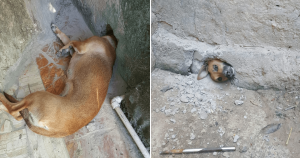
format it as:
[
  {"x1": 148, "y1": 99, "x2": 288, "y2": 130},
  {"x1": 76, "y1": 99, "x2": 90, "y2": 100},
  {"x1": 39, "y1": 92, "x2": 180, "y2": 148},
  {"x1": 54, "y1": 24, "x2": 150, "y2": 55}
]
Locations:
[
  {"x1": 57, "y1": 45, "x2": 74, "y2": 58},
  {"x1": 51, "y1": 23, "x2": 58, "y2": 34}
]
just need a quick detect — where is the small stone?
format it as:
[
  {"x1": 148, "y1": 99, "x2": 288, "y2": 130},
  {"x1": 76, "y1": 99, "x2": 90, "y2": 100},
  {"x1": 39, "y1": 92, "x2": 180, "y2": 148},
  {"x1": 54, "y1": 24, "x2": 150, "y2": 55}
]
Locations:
[
  {"x1": 244, "y1": 116, "x2": 247, "y2": 119},
  {"x1": 155, "y1": 109, "x2": 159, "y2": 113},
  {"x1": 164, "y1": 109, "x2": 172, "y2": 116},
  {"x1": 233, "y1": 135, "x2": 239, "y2": 143},
  {"x1": 161, "y1": 106, "x2": 166, "y2": 112},
  {"x1": 187, "y1": 81, "x2": 193, "y2": 85},
  {"x1": 191, "y1": 108, "x2": 197, "y2": 113},
  {"x1": 190, "y1": 133, "x2": 196, "y2": 140},
  {"x1": 180, "y1": 95, "x2": 189, "y2": 103},
  {"x1": 170, "y1": 119, "x2": 176, "y2": 123},
  {"x1": 199, "y1": 111, "x2": 208, "y2": 120},
  {"x1": 213, "y1": 152, "x2": 217, "y2": 155},
  {"x1": 170, "y1": 102, "x2": 175, "y2": 106},
  {"x1": 172, "y1": 135, "x2": 176, "y2": 139},
  {"x1": 239, "y1": 146, "x2": 248, "y2": 153},
  {"x1": 234, "y1": 100, "x2": 244, "y2": 105},
  {"x1": 182, "y1": 109, "x2": 187, "y2": 114},
  {"x1": 223, "y1": 152, "x2": 230, "y2": 158},
  {"x1": 169, "y1": 129, "x2": 173, "y2": 132},
  {"x1": 165, "y1": 133, "x2": 169, "y2": 138}
]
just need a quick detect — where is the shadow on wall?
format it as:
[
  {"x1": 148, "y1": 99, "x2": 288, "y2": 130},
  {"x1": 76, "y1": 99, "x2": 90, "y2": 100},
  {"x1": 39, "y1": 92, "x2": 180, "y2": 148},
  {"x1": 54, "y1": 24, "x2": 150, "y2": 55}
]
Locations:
[{"x1": 70, "y1": 0, "x2": 150, "y2": 151}]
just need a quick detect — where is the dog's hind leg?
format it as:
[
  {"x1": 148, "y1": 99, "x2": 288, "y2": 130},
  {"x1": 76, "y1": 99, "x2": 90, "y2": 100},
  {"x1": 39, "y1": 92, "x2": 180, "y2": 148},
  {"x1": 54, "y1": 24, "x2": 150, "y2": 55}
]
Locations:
[
  {"x1": 0, "y1": 93, "x2": 28, "y2": 120},
  {"x1": 51, "y1": 24, "x2": 70, "y2": 45}
]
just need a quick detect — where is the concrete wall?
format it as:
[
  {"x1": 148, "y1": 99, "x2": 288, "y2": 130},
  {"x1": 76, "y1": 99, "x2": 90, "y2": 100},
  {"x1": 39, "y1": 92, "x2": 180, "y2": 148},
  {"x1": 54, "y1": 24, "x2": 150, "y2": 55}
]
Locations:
[
  {"x1": 152, "y1": 0, "x2": 300, "y2": 90},
  {"x1": 0, "y1": 0, "x2": 37, "y2": 90},
  {"x1": 71, "y1": 0, "x2": 150, "y2": 87}
]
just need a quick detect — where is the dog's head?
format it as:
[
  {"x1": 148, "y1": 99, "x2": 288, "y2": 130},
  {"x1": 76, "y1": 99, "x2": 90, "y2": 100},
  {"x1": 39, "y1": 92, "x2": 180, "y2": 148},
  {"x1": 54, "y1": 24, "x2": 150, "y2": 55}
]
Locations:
[{"x1": 197, "y1": 59, "x2": 235, "y2": 82}]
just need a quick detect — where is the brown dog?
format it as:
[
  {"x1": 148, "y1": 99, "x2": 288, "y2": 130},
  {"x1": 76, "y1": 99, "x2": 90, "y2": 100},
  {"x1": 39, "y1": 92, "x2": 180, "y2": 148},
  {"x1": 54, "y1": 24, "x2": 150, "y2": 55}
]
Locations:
[
  {"x1": 0, "y1": 24, "x2": 117, "y2": 137},
  {"x1": 197, "y1": 59, "x2": 235, "y2": 82}
]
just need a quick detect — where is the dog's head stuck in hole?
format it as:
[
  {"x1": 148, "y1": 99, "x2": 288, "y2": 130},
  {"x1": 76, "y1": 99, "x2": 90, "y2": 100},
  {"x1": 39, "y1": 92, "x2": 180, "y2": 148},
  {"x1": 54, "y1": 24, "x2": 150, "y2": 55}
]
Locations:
[{"x1": 197, "y1": 59, "x2": 236, "y2": 83}]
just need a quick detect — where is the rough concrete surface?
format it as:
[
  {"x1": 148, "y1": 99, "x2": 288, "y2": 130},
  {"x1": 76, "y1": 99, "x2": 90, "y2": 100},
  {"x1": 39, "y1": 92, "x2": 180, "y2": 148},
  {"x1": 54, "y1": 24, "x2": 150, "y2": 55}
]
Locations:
[
  {"x1": 151, "y1": 69, "x2": 300, "y2": 158},
  {"x1": 152, "y1": 0, "x2": 300, "y2": 90},
  {"x1": 0, "y1": 0, "x2": 37, "y2": 90}
]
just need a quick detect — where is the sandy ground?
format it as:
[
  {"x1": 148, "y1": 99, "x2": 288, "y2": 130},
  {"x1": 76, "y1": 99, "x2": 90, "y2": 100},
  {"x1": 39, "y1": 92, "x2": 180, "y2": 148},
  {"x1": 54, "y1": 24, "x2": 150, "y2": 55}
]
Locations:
[{"x1": 151, "y1": 68, "x2": 300, "y2": 158}]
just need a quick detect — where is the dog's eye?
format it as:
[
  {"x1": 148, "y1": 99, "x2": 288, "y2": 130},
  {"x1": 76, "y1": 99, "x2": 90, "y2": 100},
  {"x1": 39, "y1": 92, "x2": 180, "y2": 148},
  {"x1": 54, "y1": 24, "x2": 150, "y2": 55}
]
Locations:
[
  {"x1": 213, "y1": 65, "x2": 218, "y2": 71},
  {"x1": 217, "y1": 77, "x2": 222, "y2": 81}
]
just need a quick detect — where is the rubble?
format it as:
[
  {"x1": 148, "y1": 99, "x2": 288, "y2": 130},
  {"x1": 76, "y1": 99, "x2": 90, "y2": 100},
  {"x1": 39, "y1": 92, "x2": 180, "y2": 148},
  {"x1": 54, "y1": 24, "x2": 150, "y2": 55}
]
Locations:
[
  {"x1": 234, "y1": 100, "x2": 244, "y2": 105},
  {"x1": 233, "y1": 135, "x2": 239, "y2": 143}
]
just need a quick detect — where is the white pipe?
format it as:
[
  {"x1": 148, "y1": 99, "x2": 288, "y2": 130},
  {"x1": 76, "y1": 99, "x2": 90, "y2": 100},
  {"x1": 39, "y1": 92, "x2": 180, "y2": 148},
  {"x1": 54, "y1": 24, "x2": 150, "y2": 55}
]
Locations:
[{"x1": 111, "y1": 96, "x2": 150, "y2": 158}]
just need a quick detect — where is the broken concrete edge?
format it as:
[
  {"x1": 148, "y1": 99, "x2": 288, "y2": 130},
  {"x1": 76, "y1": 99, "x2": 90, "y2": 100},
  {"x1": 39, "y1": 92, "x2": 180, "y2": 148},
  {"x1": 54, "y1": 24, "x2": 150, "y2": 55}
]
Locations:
[{"x1": 152, "y1": 28, "x2": 300, "y2": 91}]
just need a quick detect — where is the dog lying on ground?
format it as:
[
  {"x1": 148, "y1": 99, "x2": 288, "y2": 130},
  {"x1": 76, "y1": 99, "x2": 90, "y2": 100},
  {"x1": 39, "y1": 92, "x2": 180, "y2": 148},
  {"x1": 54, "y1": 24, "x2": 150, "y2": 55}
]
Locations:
[
  {"x1": 197, "y1": 59, "x2": 235, "y2": 83},
  {"x1": 0, "y1": 24, "x2": 117, "y2": 137}
]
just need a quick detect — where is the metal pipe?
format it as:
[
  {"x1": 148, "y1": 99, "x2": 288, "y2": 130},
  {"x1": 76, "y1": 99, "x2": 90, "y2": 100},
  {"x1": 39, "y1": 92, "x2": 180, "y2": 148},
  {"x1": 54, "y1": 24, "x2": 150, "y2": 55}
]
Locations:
[
  {"x1": 160, "y1": 147, "x2": 236, "y2": 154},
  {"x1": 111, "y1": 96, "x2": 150, "y2": 158}
]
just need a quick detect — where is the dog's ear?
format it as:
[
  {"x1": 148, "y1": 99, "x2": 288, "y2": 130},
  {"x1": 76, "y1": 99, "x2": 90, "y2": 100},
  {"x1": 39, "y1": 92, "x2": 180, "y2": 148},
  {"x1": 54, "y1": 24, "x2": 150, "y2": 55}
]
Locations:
[
  {"x1": 3, "y1": 92, "x2": 18, "y2": 103},
  {"x1": 197, "y1": 65, "x2": 208, "y2": 80}
]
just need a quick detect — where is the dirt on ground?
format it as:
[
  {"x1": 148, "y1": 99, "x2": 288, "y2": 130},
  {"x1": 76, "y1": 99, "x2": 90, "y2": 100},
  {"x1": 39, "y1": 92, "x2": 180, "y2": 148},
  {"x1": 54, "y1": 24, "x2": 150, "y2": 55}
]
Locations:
[{"x1": 151, "y1": 68, "x2": 300, "y2": 158}]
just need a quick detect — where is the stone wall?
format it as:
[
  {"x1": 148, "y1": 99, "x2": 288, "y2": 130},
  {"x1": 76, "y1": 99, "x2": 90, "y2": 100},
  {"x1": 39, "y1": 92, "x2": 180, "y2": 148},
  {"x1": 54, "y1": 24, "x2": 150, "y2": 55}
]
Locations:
[
  {"x1": 152, "y1": 0, "x2": 300, "y2": 90},
  {"x1": 0, "y1": 0, "x2": 37, "y2": 90}
]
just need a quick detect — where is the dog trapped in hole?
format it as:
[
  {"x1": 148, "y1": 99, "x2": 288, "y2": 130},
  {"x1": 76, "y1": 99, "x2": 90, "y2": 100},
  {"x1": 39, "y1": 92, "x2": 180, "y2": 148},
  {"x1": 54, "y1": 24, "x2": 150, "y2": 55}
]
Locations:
[
  {"x1": 197, "y1": 58, "x2": 236, "y2": 83},
  {"x1": 0, "y1": 24, "x2": 117, "y2": 137}
]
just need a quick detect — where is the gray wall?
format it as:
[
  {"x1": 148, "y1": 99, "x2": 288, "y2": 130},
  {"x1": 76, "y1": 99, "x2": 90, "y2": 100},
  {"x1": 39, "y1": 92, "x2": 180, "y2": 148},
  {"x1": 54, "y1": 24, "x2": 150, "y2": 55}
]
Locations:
[{"x1": 152, "y1": 0, "x2": 300, "y2": 90}]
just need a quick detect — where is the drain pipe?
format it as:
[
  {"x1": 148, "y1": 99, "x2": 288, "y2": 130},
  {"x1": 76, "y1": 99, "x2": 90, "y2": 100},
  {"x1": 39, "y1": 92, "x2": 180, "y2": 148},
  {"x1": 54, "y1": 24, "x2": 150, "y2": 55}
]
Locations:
[{"x1": 111, "y1": 96, "x2": 150, "y2": 158}]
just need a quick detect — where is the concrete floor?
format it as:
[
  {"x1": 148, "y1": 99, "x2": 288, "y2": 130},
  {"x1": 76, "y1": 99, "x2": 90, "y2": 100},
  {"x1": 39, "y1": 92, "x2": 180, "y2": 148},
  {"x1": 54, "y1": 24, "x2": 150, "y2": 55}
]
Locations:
[{"x1": 151, "y1": 69, "x2": 300, "y2": 158}]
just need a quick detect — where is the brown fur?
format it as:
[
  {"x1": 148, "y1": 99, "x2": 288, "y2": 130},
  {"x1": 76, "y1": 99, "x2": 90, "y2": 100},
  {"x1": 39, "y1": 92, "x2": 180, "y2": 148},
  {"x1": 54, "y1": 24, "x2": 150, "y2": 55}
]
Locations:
[
  {"x1": 206, "y1": 59, "x2": 229, "y2": 82},
  {"x1": 0, "y1": 25, "x2": 117, "y2": 137},
  {"x1": 197, "y1": 59, "x2": 230, "y2": 82}
]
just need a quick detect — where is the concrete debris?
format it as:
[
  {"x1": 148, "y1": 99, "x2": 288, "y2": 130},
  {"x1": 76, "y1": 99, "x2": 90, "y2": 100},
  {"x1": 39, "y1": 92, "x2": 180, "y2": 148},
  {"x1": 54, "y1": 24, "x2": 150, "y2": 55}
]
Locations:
[
  {"x1": 234, "y1": 100, "x2": 244, "y2": 105},
  {"x1": 165, "y1": 133, "x2": 169, "y2": 138},
  {"x1": 263, "y1": 135, "x2": 270, "y2": 142},
  {"x1": 180, "y1": 95, "x2": 189, "y2": 103},
  {"x1": 239, "y1": 146, "x2": 248, "y2": 153},
  {"x1": 161, "y1": 86, "x2": 173, "y2": 92},
  {"x1": 261, "y1": 123, "x2": 281, "y2": 134},
  {"x1": 223, "y1": 152, "x2": 230, "y2": 158},
  {"x1": 171, "y1": 135, "x2": 176, "y2": 139},
  {"x1": 190, "y1": 133, "x2": 196, "y2": 140},
  {"x1": 218, "y1": 127, "x2": 225, "y2": 137},
  {"x1": 160, "y1": 106, "x2": 166, "y2": 112},
  {"x1": 191, "y1": 108, "x2": 197, "y2": 113},
  {"x1": 284, "y1": 106, "x2": 295, "y2": 111},
  {"x1": 199, "y1": 111, "x2": 208, "y2": 120},
  {"x1": 165, "y1": 108, "x2": 179, "y2": 116},
  {"x1": 213, "y1": 152, "x2": 217, "y2": 155},
  {"x1": 233, "y1": 135, "x2": 239, "y2": 143},
  {"x1": 170, "y1": 119, "x2": 176, "y2": 123}
]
